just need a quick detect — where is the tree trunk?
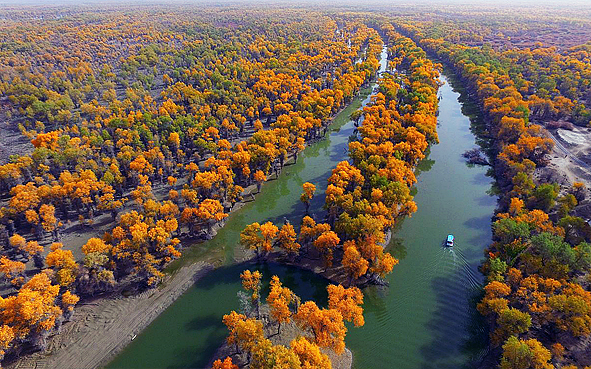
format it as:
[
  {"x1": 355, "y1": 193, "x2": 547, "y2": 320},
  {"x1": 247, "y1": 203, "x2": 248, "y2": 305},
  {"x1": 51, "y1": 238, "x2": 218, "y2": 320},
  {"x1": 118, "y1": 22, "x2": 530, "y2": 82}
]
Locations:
[
  {"x1": 35, "y1": 224, "x2": 44, "y2": 241},
  {"x1": 52, "y1": 228, "x2": 60, "y2": 242},
  {"x1": 33, "y1": 254, "x2": 44, "y2": 269}
]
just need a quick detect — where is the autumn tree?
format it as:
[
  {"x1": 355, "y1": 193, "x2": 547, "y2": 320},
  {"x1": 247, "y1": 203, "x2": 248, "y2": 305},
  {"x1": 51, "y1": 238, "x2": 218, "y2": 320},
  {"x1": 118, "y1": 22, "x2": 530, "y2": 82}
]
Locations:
[
  {"x1": 240, "y1": 222, "x2": 278, "y2": 259},
  {"x1": 241, "y1": 269, "x2": 262, "y2": 318},
  {"x1": 341, "y1": 240, "x2": 368, "y2": 285},
  {"x1": 290, "y1": 336, "x2": 332, "y2": 369},
  {"x1": 294, "y1": 301, "x2": 347, "y2": 354},
  {"x1": 222, "y1": 311, "x2": 264, "y2": 356},
  {"x1": 327, "y1": 284, "x2": 365, "y2": 327},
  {"x1": 23, "y1": 240, "x2": 44, "y2": 268},
  {"x1": 45, "y1": 243, "x2": 78, "y2": 288},
  {"x1": 0, "y1": 257, "x2": 25, "y2": 287},
  {"x1": 196, "y1": 199, "x2": 228, "y2": 235},
  {"x1": 275, "y1": 222, "x2": 301, "y2": 257},
  {"x1": 212, "y1": 357, "x2": 239, "y2": 369},
  {"x1": 300, "y1": 182, "x2": 316, "y2": 213},
  {"x1": 499, "y1": 336, "x2": 553, "y2": 369},
  {"x1": 267, "y1": 276, "x2": 297, "y2": 334},
  {"x1": 79, "y1": 237, "x2": 115, "y2": 295},
  {"x1": 0, "y1": 273, "x2": 65, "y2": 351},
  {"x1": 254, "y1": 170, "x2": 266, "y2": 194},
  {"x1": 313, "y1": 230, "x2": 340, "y2": 269}
]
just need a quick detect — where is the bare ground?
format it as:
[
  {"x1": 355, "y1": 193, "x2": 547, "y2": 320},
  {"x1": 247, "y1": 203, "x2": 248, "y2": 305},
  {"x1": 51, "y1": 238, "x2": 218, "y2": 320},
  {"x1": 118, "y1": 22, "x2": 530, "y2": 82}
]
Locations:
[
  {"x1": 265, "y1": 249, "x2": 351, "y2": 286},
  {"x1": 537, "y1": 127, "x2": 591, "y2": 364},
  {"x1": 0, "y1": 117, "x2": 33, "y2": 165},
  {"x1": 537, "y1": 127, "x2": 591, "y2": 198}
]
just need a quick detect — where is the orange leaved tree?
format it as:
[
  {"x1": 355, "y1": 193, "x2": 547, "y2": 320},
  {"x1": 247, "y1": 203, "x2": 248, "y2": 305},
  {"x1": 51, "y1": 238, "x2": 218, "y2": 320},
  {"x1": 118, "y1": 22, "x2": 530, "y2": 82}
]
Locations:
[
  {"x1": 300, "y1": 182, "x2": 316, "y2": 213},
  {"x1": 267, "y1": 275, "x2": 297, "y2": 334}
]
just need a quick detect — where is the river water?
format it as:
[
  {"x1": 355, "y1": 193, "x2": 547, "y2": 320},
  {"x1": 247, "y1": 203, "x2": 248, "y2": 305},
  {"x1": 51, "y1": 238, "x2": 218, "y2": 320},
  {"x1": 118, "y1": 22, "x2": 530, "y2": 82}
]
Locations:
[{"x1": 106, "y1": 49, "x2": 496, "y2": 369}]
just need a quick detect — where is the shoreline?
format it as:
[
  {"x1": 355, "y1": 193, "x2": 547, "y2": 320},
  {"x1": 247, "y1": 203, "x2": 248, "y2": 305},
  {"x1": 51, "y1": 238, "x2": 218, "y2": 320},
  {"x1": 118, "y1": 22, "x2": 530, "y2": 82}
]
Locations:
[{"x1": 7, "y1": 261, "x2": 214, "y2": 369}]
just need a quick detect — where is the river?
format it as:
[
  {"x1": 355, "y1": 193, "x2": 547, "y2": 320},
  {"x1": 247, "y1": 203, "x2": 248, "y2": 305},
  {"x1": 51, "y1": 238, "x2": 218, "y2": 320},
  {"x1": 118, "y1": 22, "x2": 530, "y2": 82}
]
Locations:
[
  {"x1": 344, "y1": 73, "x2": 496, "y2": 369},
  {"x1": 106, "y1": 49, "x2": 496, "y2": 369}
]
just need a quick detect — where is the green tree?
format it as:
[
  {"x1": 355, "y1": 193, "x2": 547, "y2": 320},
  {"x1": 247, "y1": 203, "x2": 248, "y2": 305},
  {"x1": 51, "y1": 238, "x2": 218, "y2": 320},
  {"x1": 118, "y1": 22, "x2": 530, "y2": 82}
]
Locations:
[
  {"x1": 528, "y1": 183, "x2": 559, "y2": 212},
  {"x1": 493, "y1": 308, "x2": 532, "y2": 344},
  {"x1": 500, "y1": 336, "x2": 553, "y2": 369}
]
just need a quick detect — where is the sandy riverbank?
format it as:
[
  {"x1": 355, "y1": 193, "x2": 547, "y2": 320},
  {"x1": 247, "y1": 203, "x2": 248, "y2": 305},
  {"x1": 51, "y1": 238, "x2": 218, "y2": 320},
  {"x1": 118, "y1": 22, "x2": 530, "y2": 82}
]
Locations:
[{"x1": 7, "y1": 261, "x2": 214, "y2": 369}]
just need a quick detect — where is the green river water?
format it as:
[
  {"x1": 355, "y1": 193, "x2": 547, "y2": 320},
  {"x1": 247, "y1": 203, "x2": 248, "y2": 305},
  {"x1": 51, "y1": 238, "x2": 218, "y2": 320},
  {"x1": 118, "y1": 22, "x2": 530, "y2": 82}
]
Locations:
[{"x1": 106, "y1": 49, "x2": 496, "y2": 369}]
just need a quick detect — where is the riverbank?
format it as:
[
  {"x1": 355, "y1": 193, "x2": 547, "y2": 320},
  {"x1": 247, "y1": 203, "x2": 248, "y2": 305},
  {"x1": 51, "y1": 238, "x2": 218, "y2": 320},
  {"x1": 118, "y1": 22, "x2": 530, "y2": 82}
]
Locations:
[
  {"x1": 8, "y1": 261, "x2": 213, "y2": 369},
  {"x1": 402, "y1": 27, "x2": 591, "y2": 368},
  {"x1": 264, "y1": 229, "x2": 394, "y2": 288}
]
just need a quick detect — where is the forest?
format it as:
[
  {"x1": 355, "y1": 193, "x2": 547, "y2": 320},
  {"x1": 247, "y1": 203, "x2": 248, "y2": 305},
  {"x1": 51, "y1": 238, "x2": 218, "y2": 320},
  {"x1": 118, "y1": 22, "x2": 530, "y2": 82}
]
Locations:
[{"x1": 0, "y1": 2, "x2": 591, "y2": 369}]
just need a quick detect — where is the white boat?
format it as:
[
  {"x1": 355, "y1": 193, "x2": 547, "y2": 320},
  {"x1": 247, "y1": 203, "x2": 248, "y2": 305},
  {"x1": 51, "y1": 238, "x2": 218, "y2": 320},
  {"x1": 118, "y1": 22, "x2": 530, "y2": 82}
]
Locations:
[{"x1": 446, "y1": 234, "x2": 454, "y2": 247}]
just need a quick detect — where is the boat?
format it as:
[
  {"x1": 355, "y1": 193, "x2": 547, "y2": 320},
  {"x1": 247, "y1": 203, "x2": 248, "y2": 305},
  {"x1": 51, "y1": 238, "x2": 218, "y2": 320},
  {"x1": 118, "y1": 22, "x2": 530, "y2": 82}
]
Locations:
[{"x1": 445, "y1": 234, "x2": 454, "y2": 247}]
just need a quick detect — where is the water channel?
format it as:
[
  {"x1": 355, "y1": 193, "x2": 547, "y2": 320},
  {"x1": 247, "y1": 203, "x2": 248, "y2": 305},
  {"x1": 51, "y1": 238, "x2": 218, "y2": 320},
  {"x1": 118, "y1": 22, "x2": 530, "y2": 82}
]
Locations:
[{"x1": 106, "y1": 49, "x2": 497, "y2": 369}]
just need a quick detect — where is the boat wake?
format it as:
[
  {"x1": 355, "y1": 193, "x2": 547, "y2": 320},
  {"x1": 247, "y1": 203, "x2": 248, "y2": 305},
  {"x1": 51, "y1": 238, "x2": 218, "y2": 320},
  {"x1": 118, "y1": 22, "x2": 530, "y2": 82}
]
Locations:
[{"x1": 424, "y1": 243, "x2": 484, "y2": 300}]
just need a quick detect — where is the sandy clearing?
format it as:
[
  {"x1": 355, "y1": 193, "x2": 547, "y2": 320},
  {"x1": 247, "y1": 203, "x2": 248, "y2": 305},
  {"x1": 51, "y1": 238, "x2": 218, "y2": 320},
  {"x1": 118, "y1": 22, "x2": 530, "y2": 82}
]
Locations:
[
  {"x1": 557, "y1": 128, "x2": 588, "y2": 146},
  {"x1": 0, "y1": 118, "x2": 33, "y2": 165},
  {"x1": 538, "y1": 128, "x2": 591, "y2": 225},
  {"x1": 544, "y1": 129, "x2": 591, "y2": 188},
  {"x1": 7, "y1": 261, "x2": 214, "y2": 369}
]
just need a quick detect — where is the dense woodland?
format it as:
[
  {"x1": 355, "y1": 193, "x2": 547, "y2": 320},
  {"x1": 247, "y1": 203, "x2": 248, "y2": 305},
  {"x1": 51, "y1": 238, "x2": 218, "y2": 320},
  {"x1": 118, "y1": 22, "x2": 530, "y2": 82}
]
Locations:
[
  {"x1": 0, "y1": 3, "x2": 590, "y2": 369},
  {"x1": 0, "y1": 6, "x2": 393, "y2": 363}
]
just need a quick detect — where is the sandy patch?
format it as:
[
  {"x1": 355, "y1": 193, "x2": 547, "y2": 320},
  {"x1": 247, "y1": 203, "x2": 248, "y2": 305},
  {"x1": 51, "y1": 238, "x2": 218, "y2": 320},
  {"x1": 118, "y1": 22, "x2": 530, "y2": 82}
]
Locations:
[
  {"x1": 538, "y1": 129, "x2": 591, "y2": 224},
  {"x1": 542, "y1": 129, "x2": 591, "y2": 188},
  {"x1": 0, "y1": 118, "x2": 33, "y2": 165},
  {"x1": 556, "y1": 128, "x2": 591, "y2": 146}
]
